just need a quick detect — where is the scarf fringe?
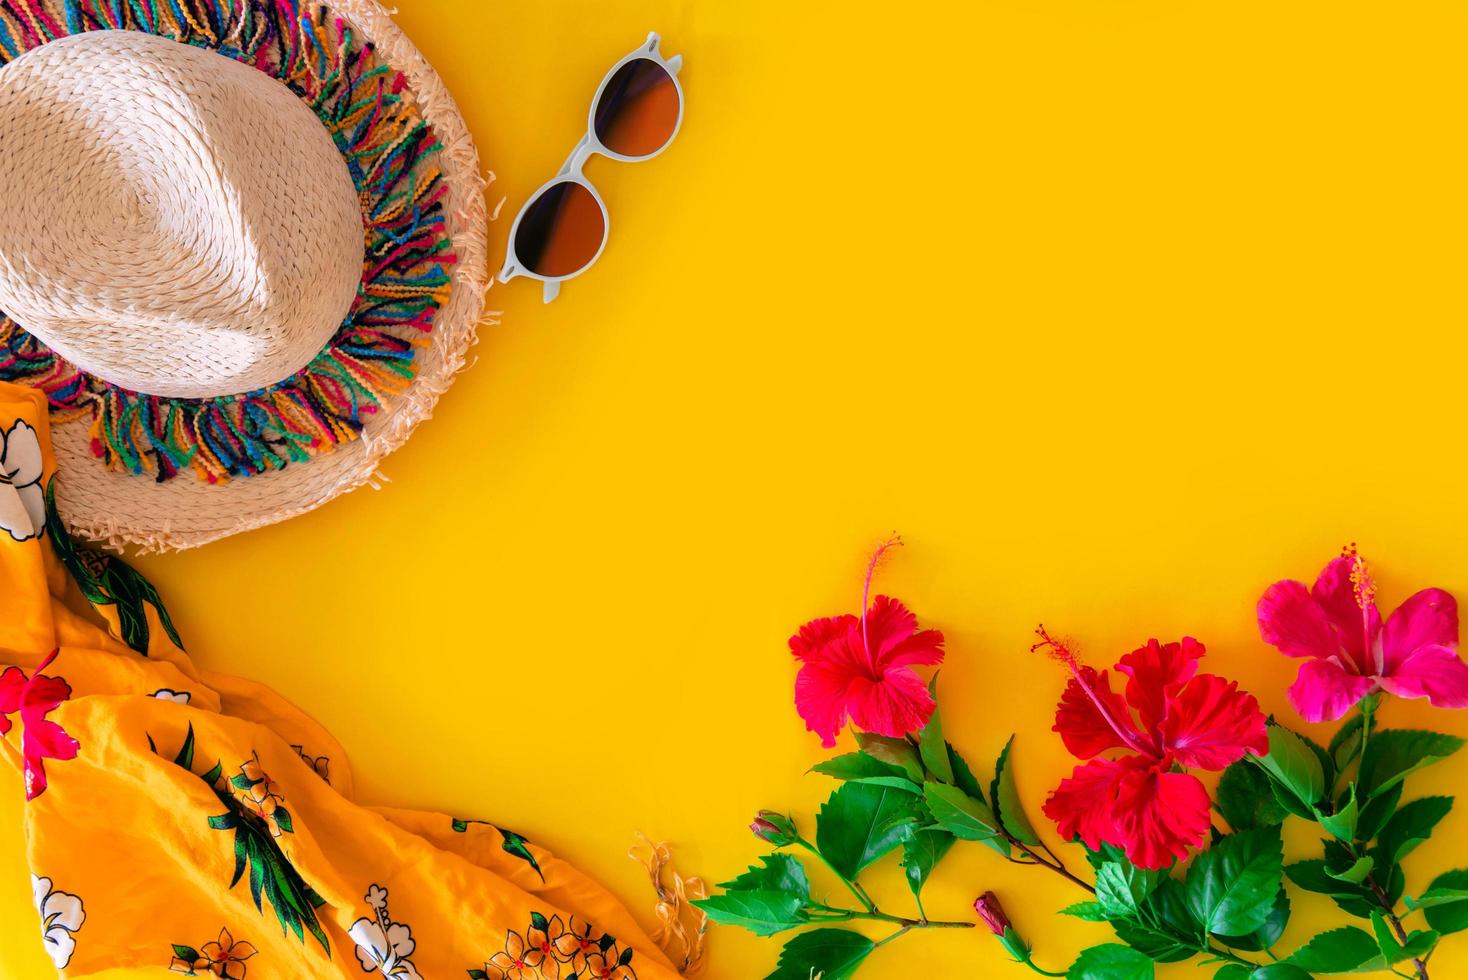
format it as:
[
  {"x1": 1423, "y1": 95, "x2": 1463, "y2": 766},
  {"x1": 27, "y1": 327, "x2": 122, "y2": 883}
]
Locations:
[
  {"x1": 629, "y1": 833, "x2": 710, "y2": 977},
  {"x1": 0, "y1": 0, "x2": 454, "y2": 483}
]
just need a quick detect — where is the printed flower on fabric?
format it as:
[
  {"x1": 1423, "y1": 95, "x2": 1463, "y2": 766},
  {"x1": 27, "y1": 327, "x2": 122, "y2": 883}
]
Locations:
[
  {"x1": 1037, "y1": 630, "x2": 1268, "y2": 869},
  {"x1": 231, "y1": 753, "x2": 291, "y2": 838},
  {"x1": 349, "y1": 884, "x2": 422, "y2": 980},
  {"x1": 1259, "y1": 548, "x2": 1468, "y2": 722},
  {"x1": 790, "y1": 541, "x2": 944, "y2": 747},
  {"x1": 32, "y1": 874, "x2": 84, "y2": 970},
  {"x1": 0, "y1": 649, "x2": 80, "y2": 800},
  {"x1": 169, "y1": 927, "x2": 258, "y2": 978},
  {"x1": 153, "y1": 689, "x2": 192, "y2": 705},
  {"x1": 582, "y1": 945, "x2": 637, "y2": 980},
  {"x1": 552, "y1": 915, "x2": 601, "y2": 974},
  {"x1": 484, "y1": 929, "x2": 549, "y2": 980},
  {"x1": 0, "y1": 418, "x2": 44, "y2": 541}
]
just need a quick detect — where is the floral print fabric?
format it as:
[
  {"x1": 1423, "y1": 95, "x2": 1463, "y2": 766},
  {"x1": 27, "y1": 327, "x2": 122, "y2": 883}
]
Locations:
[{"x1": 0, "y1": 381, "x2": 684, "y2": 979}]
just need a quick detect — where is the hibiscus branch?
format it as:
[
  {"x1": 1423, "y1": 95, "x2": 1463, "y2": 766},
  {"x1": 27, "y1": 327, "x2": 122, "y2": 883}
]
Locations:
[{"x1": 1366, "y1": 874, "x2": 1430, "y2": 980}]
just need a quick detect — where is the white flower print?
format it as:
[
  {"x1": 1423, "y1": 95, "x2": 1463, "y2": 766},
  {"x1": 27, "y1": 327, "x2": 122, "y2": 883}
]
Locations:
[
  {"x1": 151, "y1": 689, "x2": 192, "y2": 704},
  {"x1": 0, "y1": 419, "x2": 44, "y2": 542},
  {"x1": 350, "y1": 884, "x2": 422, "y2": 980},
  {"x1": 31, "y1": 874, "x2": 84, "y2": 970}
]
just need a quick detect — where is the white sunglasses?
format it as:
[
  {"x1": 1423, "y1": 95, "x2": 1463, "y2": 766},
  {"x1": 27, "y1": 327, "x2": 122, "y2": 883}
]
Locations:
[{"x1": 497, "y1": 33, "x2": 685, "y2": 303}]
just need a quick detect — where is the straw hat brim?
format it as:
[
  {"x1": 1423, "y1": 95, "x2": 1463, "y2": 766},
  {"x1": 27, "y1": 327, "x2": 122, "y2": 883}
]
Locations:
[{"x1": 48, "y1": 0, "x2": 490, "y2": 553}]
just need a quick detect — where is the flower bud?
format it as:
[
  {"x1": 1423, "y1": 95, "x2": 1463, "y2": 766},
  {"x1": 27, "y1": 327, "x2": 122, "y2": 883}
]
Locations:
[
  {"x1": 974, "y1": 891, "x2": 1010, "y2": 935},
  {"x1": 975, "y1": 892, "x2": 1030, "y2": 963},
  {"x1": 750, "y1": 810, "x2": 798, "y2": 846}
]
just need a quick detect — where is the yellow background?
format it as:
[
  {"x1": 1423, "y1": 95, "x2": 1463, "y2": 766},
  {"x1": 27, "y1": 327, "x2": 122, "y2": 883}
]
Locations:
[{"x1": 6, "y1": 0, "x2": 1468, "y2": 976}]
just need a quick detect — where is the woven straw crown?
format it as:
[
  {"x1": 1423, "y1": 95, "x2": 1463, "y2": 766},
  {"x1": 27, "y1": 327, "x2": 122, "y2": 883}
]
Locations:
[{"x1": 0, "y1": 31, "x2": 365, "y2": 399}]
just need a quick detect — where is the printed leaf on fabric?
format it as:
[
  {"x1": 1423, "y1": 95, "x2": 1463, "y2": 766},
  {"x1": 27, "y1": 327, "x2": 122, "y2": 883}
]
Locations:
[{"x1": 46, "y1": 478, "x2": 183, "y2": 654}]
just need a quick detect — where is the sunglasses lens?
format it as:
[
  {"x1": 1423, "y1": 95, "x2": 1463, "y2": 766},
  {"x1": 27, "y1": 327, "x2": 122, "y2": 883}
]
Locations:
[
  {"x1": 513, "y1": 180, "x2": 605, "y2": 279},
  {"x1": 594, "y1": 58, "x2": 680, "y2": 158}
]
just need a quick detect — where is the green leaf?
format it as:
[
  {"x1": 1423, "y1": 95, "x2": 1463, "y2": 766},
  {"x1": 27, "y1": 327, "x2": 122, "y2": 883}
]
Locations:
[
  {"x1": 946, "y1": 742, "x2": 988, "y2": 803},
  {"x1": 1370, "y1": 911, "x2": 1437, "y2": 964},
  {"x1": 1257, "y1": 723, "x2": 1326, "y2": 808},
  {"x1": 1317, "y1": 786, "x2": 1358, "y2": 842},
  {"x1": 1248, "y1": 966, "x2": 1314, "y2": 980},
  {"x1": 1326, "y1": 856, "x2": 1373, "y2": 885},
  {"x1": 815, "y1": 782, "x2": 921, "y2": 879},
  {"x1": 1355, "y1": 781, "x2": 1403, "y2": 842},
  {"x1": 1067, "y1": 944, "x2": 1154, "y2": 980},
  {"x1": 990, "y1": 735, "x2": 1041, "y2": 845},
  {"x1": 901, "y1": 828, "x2": 954, "y2": 899},
  {"x1": 468, "y1": 970, "x2": 489, "y2": 980},
  {"x1": 1330, "y1": 709, "x2": 1373, "y2": 770},
  {"x1": 1358, "y1": 730, "x2": 1465, "y2": 800},
  {"x1": 1376, "y1": 796, "x2": 1452, "y2": 866},
  {"x1": 1217, "y1": 889, "x2": 1291, "y2": 953},
  {"x1": 922, "y1": 782, "x2": 1001, "y2": 842},
  {"x1": 1059, "y1": 901, "x2": 1109, "y2": 921},
  {"x1": 811, "y1": 752, "x2": 921, "y2": 793},
  {"x1": 718, "y1": 853, "x2": 811, "y2": 900},
  {"x1": 274, "y1": 807, "x2": 294, "y2": 835},
  {"x1": 1094, "y1": 858, "x2": 1163, "y2": 918},
  {"x1": 915, "y1": 679, "x2": 954, "y2": 784},
  {"x1": 1214, "y1": 967, "x2": 1251, "y2": 980},
  {"x1": 1284, "y1": 926, "x2": 1385, "y2": 973},
  {"x1": 171, "y1": 945, "x2": 200, "y2": 960},
  {"x1": 1218, "y1": 759, "x2": 1288, "y2": 831},
  {"x1": 173, "y1": 723, "x2": 196, "y2": 770},
  {"x1": 854, "y1": 732, "x2": 924, "y2": 783},
  {"x1": 1422, "y1": 869, "x2": 1468, "y2": 934},
  {"x1": 692, "y1": 891, "x2": 806, "y2": 937},
  {"x1": 1114, "y1": 879, "x2": 1198, "y2": 962},
  {"x1": 764, "y1": 928, "x2": 875, "y2": 980},
  {"x1": 1184, "y1": 827, "x2": 1285, "y2": 937}
]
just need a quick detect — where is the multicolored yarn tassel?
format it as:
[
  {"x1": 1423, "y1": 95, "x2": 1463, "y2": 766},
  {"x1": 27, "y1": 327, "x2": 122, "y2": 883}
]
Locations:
[{"x1": 0, "y1": 0, "x2": 456, "y2": 482}]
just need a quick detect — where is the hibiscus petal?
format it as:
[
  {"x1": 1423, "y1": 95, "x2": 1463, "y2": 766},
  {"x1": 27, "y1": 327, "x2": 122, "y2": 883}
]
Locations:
[
  {"x1": 1311, "y1": 556, "x2": 1380, "y2": 667},
  {"x1": 880, "y1": 629, "x2": 944, "y2": 671},
  {"x1": 18, "y1": 482, "x2": 43, "y2": 540},
  {"x1": 789, "y1": 615, "x2": 858, "y2": 663},
  {"x1": 1380, "y1": 589, "x2": 1458, "y2": 674},
  {"x1": 1053, "y1": 667, "x2": 1143, "y2": 759},
  {"x1": 845, "y1": 667, "x2": 934, "y2": 739},
  {"x1": 1161, "y1": 673, "x2": 1268, "y2": 770},
  {"x1": 1117, "y1": 638, "x2": 1202, "y2": 731},
  {"x1": 1258, "y1": 579, "x2": 1340, "y2": 660},
  {"x1": 1288, "y1": 658, "x2": 1376, "y2": 723},
  {"x1": 1042, "y1": 758, "x2": 1125, "y2": 851},
  {"x1": 1111, "y1": 764, "x2": 1212, "y2": 870},
  {"x1": 794, "y1": 662, "x2": 854, "y2": 748},
  {"x1": 863, "y1": 596, "x2": 917, "y2": 661},
  {"x1": 1378, "y1": 644, "x2": 1468, "y2": 709}
]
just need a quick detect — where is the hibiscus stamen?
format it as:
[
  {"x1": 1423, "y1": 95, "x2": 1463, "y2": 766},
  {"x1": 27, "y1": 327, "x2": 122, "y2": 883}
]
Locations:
[
  {"x1": 859, "y1": 536, "x2": 902, "y2": 660},
  {"x1": 1344, "y1": 543, "x2": 1381, "y2": 673},
  {"x1": 1032, "y1": 626, "x2": 1154, "y2": 757}
]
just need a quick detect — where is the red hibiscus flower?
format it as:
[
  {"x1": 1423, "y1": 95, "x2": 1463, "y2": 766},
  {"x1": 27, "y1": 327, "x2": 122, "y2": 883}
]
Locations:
[
  {"x1": 1036, "y1": 629, "x2": 1266, "y2": 869},
  {"x1": 0, "y1": 649, "x2": 80, "y2": 800},
  {"x1": 790, "y1": 540, "x2": 944, "y2": 747}
]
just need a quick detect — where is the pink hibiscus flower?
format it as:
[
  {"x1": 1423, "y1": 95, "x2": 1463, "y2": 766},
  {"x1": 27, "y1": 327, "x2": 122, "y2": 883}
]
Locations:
[
  {"x1": 790, "y1": 540, "x2": 944, "y2": 747},
  {"x1": 0, "y1": 649, "x2": 80, "y2": 800},
  {"x1": 1037, "y1": 630, "x2": 1267, "y2": 869},
  {"x1": 1258, "y1": 548, "x2": 1468, "y2": 722}
]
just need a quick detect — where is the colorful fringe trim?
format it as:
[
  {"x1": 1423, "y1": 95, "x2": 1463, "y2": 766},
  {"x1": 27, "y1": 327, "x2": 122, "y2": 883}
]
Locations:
[{"x1": 0, "y1": 0, "x2": 455, "y2": 483}]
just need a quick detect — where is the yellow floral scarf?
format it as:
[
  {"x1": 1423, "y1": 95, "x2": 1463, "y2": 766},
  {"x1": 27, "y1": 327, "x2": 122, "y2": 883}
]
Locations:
[{"x1": 0, "y1": 383, "x2": 697, "y2": 979}]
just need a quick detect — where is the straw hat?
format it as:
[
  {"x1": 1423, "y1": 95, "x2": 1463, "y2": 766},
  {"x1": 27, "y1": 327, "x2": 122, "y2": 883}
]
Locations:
[{"x1": 0, "y1": 0, "x2": 489, "y2": 552}]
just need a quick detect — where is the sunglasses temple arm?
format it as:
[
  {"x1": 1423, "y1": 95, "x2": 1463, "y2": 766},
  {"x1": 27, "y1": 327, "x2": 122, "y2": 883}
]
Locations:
[
  {"x1": 542, "y1": 279, "x2": 562, "y2": 304},
  {"x1": 666, "y1": 53, "x2": 683, "y2": 75}
]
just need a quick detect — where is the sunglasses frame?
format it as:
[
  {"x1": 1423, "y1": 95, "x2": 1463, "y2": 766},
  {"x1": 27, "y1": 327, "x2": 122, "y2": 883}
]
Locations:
[{"x1": 497, "y1": 32, "x2": 685, "y2": 303}]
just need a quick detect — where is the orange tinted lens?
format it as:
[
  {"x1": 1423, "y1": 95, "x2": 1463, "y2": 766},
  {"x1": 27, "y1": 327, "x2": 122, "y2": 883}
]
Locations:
[
  {"x1": 594, "y1": 58, "x2": 680, "y2": 157},
  {"x1": 513, "y1": 181, "x2": 605, "y2": 279}
]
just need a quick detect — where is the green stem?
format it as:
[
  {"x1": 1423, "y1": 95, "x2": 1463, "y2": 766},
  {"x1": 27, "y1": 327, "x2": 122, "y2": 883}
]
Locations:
[{"x1": 796, "y1": 839, "x2": 874, "y2": 913}]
